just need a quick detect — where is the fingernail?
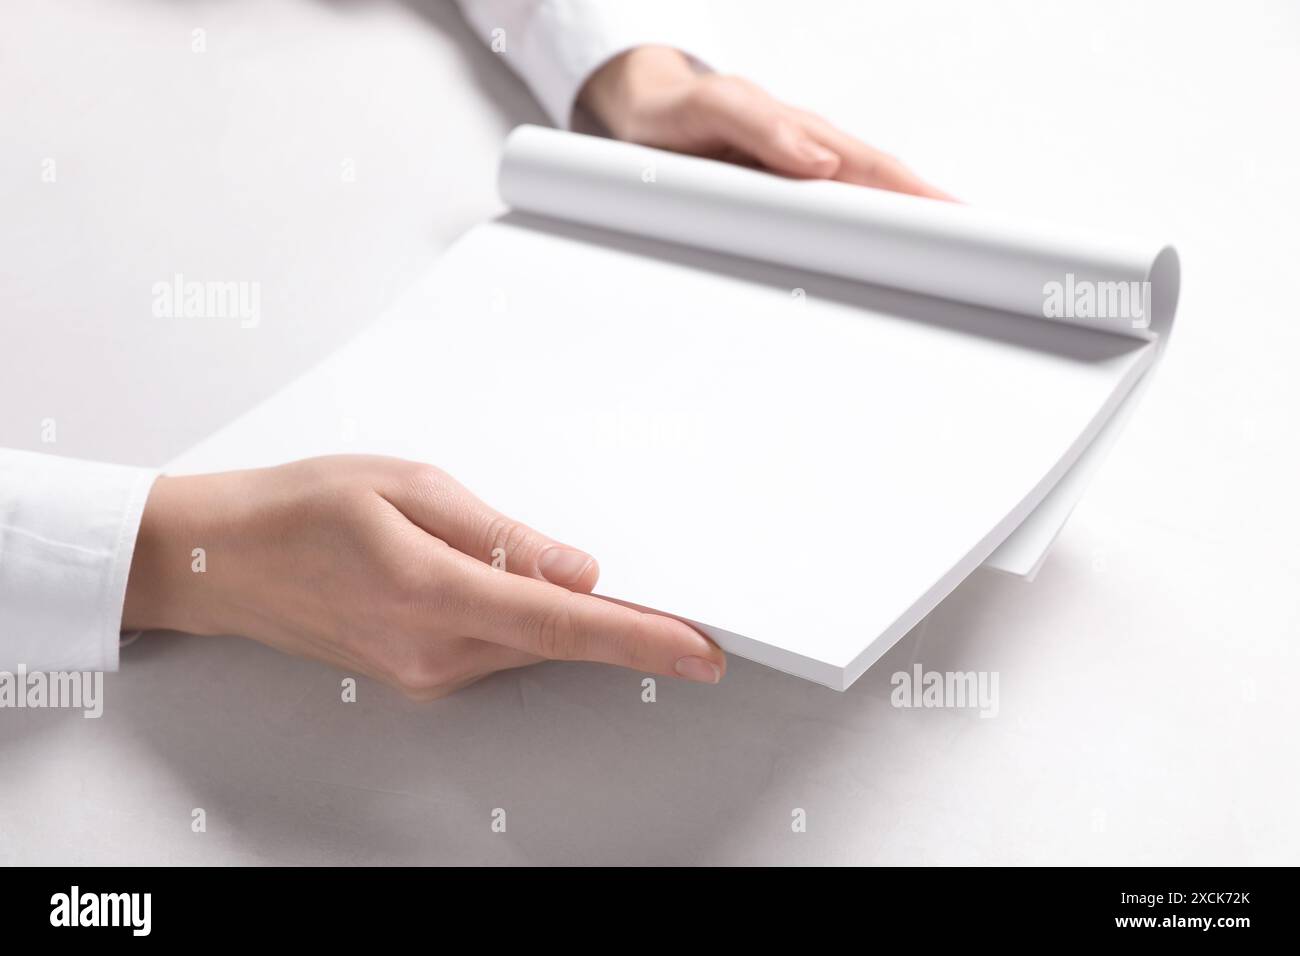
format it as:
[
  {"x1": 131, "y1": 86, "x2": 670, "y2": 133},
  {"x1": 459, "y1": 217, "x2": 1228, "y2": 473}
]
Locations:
[
  {"x1": 674, "y1": 656, "x2": 721, "y2": 684},
  {"x1": 538, "y1": 547, "x2": 593, "y2": 586}
]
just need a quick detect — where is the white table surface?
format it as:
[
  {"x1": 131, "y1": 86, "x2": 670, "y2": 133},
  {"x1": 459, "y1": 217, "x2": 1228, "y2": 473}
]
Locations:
[{"x1": 1, "y1": 0, "x2": 1296, "y2": 865}]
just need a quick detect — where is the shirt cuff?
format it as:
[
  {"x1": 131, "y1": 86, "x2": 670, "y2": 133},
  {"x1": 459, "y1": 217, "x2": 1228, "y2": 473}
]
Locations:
[
  {"x1": 461, "y1": 0, "x2": 716, "y2": 130},
  {"x1": 0, "y1": 449, "x2": 158, "y2": 672}
]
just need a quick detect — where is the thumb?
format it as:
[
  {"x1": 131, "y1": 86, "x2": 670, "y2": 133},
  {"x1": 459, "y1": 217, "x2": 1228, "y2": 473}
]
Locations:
[{"x1": 382, "y1": 465, "x2": 600, "y2": 592}]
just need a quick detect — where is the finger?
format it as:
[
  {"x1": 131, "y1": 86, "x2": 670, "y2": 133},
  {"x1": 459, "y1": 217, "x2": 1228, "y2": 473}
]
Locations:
[
  {"x1": 383, "y1": 466, "x2": 599, "y2": 592},
  {"x1": 796, "y1": 110, "x2": 958, "y2": 201},
  {"x1": 694, "y1": 78, "x2": 842, "y2": 179},
  {"x1": 439, "y1": 548, "x2": 726, "y2": 683}
]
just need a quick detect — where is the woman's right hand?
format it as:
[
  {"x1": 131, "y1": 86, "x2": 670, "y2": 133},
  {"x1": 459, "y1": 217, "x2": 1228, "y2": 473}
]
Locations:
[{"x1": 122, "y1": 455, "x2": 726, "y2": 699}]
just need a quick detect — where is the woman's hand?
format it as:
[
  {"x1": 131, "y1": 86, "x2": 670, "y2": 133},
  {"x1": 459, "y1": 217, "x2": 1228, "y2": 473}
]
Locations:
[
  {"x1": 580, "y1": 45, "x2": 954, "y2": 200},
  {"x1": 123, "y1": 456, "x2": 725, "y2": 699}
]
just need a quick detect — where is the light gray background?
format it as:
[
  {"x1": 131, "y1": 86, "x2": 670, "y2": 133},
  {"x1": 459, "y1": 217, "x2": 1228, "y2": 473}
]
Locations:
[{"x1": 1, "y1": 0, "x2": 1296, "y2": 864}]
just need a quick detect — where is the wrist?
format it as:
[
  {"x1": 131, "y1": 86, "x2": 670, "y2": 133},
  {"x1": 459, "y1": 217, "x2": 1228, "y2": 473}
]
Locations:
[
  {"x1": 579, "y1": 45, "x2": 698, "y2": 140},
  {"x1": 122, "y1": 473, "x2": 231, "y2": 636}
]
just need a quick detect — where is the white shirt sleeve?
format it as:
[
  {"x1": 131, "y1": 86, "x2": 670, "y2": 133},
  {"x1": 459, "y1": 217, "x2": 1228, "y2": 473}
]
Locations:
[
  {"x1": 0, "y1": 449, "x2": 157, "y2": 673},
  {"x1": 453, "y1": 0, "x2": 713, "y2": 130}
]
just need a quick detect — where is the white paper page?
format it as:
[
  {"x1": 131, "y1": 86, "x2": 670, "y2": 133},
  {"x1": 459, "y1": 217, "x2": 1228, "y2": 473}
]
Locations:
[
  {"x1": 983, "y1": 370, "x2": 1151, "y2": 578},
  {"x1": 495, "y1": 128, "x2": 1182, "y2": 582},
  {"x1": 168, "y1": 217, "x2": 1156, "y2": 688}
]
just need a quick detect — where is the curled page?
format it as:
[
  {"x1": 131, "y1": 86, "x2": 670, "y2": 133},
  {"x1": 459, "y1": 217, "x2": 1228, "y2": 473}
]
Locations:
[{"x1": 499, "y1": 125, "x2": 1180, "y2": 340}]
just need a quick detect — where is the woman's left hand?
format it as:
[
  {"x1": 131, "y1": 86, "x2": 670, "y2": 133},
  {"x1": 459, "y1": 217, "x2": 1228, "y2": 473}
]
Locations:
[{"x1": 580, "y1": 45, "x2": 955, "y2": 200}]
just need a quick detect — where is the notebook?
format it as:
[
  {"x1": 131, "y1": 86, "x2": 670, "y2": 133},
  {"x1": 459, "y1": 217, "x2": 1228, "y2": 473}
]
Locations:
[{"x1": 167, "y1": 126, "x2": 1180, "y2": 689}]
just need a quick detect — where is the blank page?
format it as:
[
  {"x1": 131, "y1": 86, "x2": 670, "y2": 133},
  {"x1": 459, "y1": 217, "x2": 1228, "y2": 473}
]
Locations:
[{"x1": 169, "y1": 215, "x2": 1155, "y2": 687}]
